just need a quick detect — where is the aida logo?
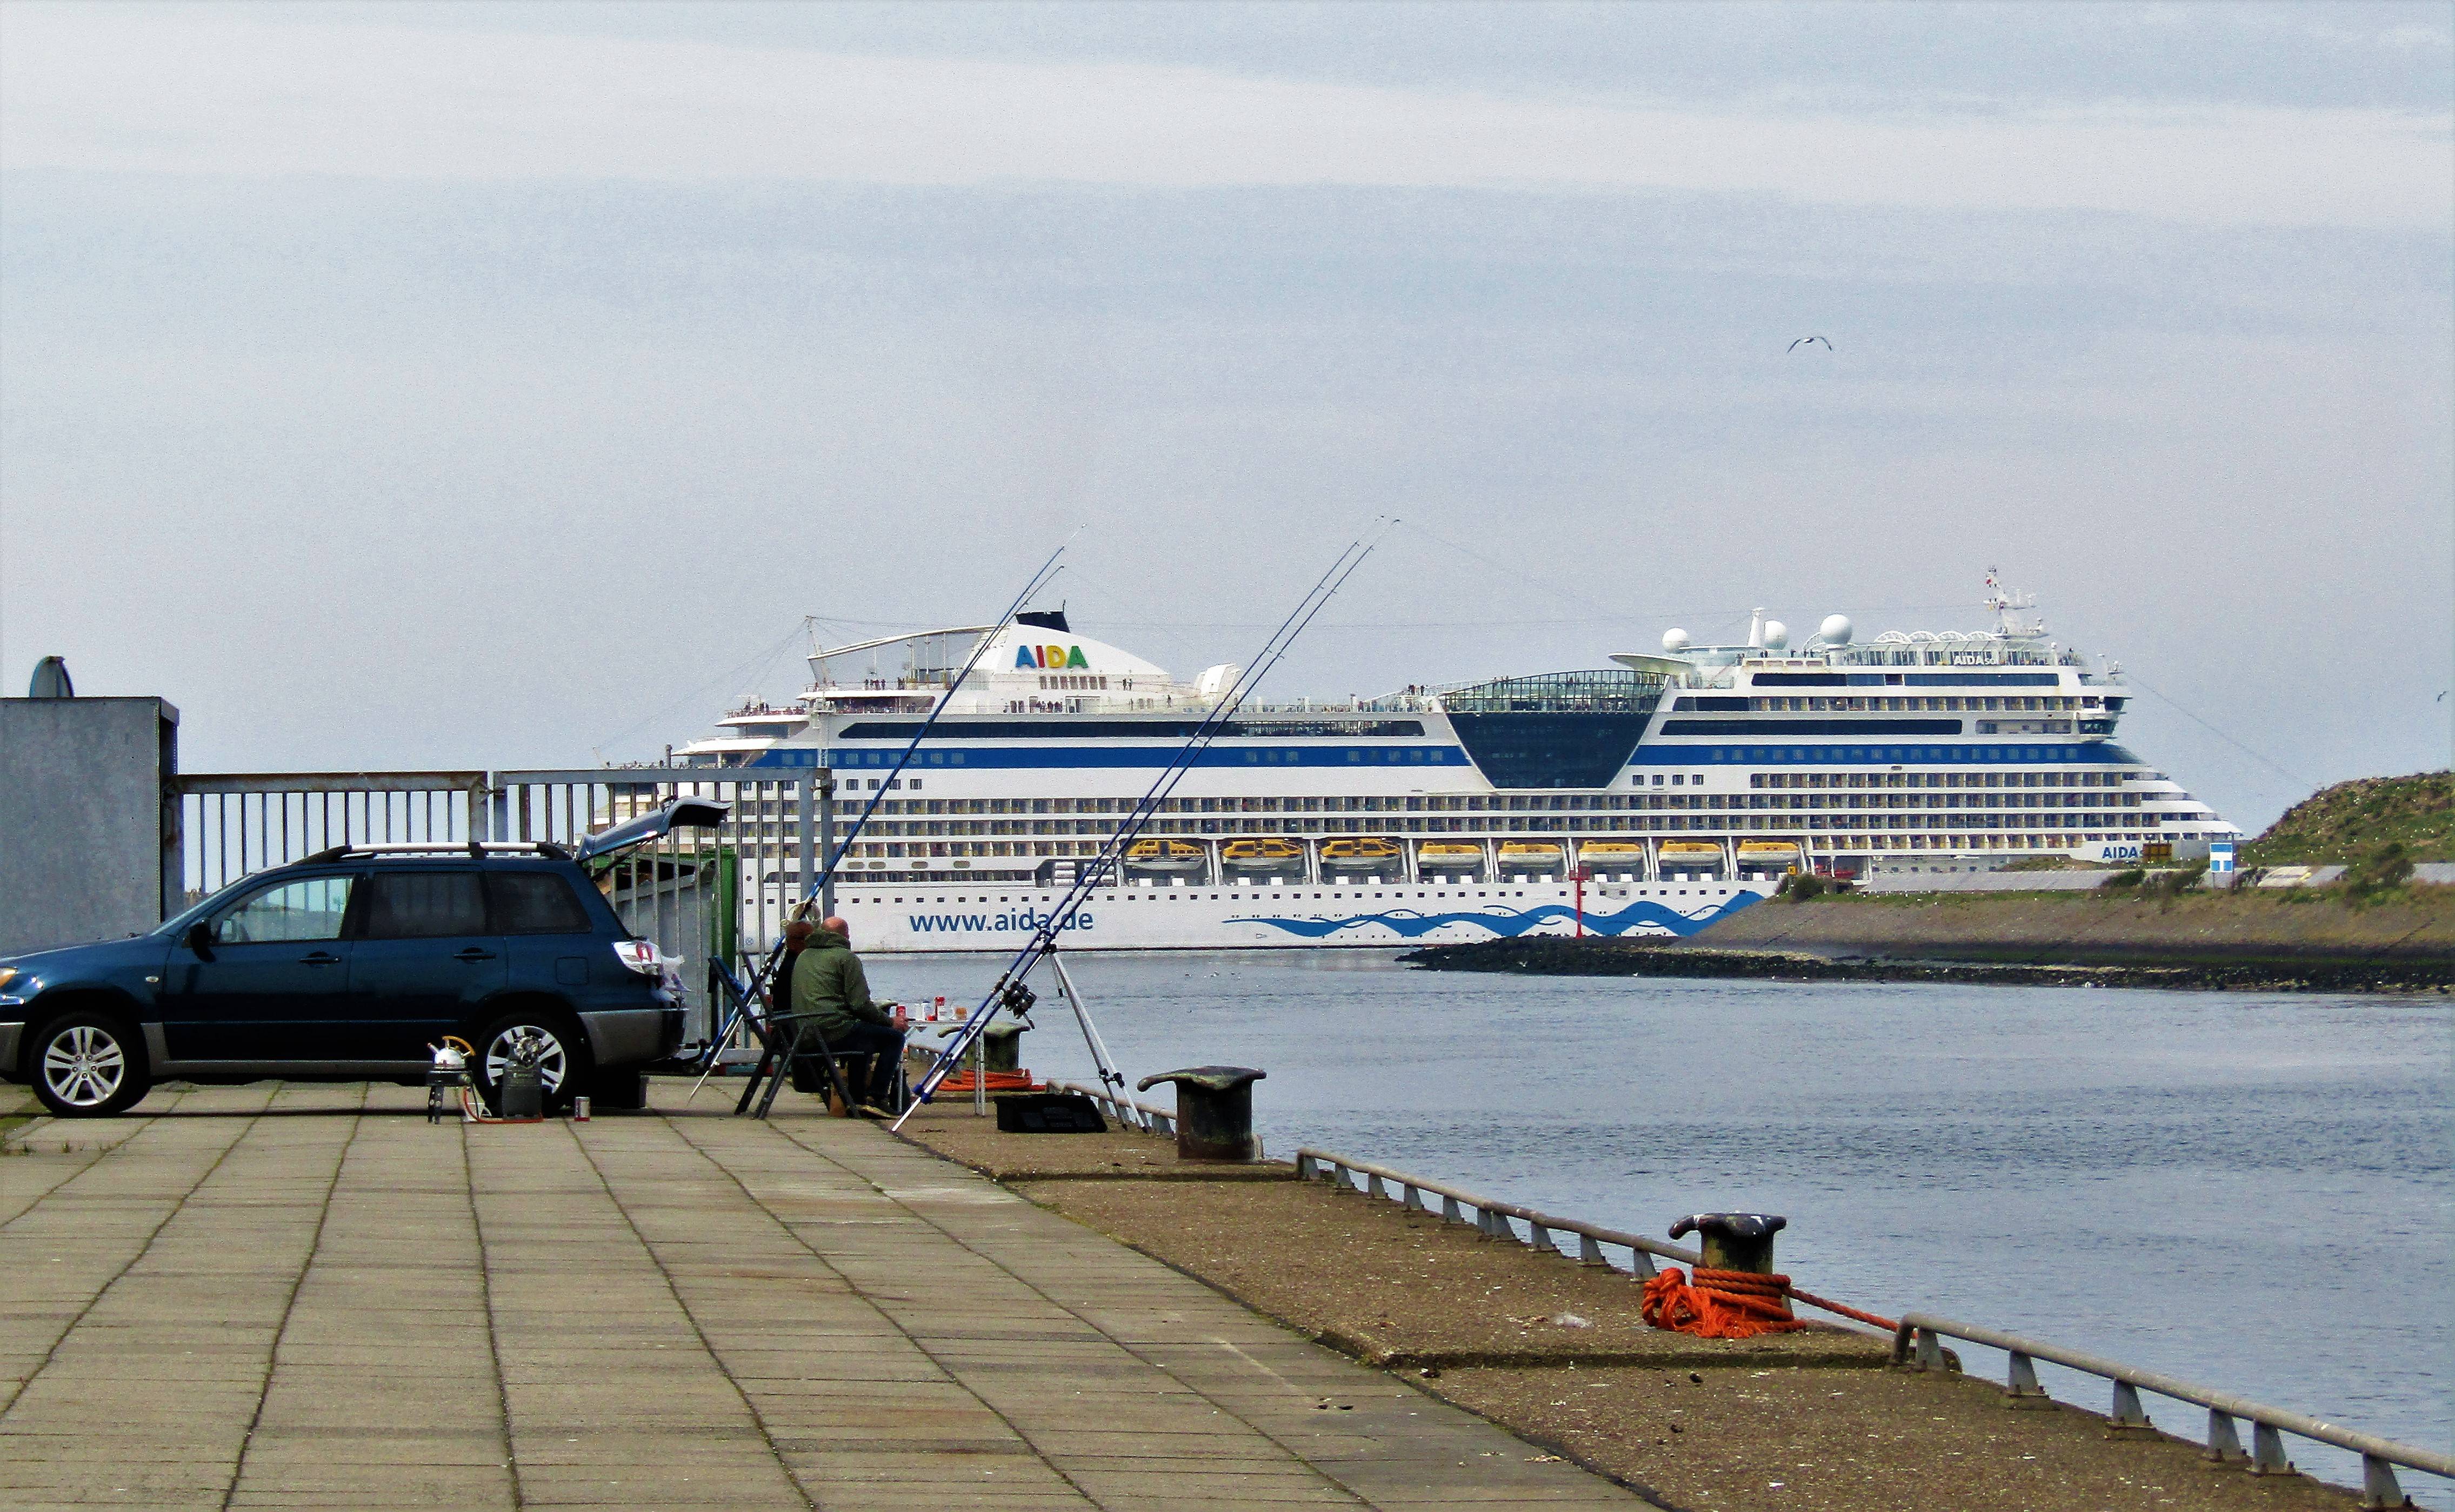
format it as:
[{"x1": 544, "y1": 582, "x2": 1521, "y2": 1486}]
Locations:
[{"x1": 1016, "y1": 644, "x2": 1090, "y2": 670}]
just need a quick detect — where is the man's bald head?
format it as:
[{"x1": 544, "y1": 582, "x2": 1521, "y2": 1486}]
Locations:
[{"x1": 822, "y1": 915, "x2": 850, "y2": 939}]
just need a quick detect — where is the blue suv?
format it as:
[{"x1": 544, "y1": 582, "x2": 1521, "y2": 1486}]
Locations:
[{"x1": 0, "y1": 799, "x2": 724, "y2": 1118}]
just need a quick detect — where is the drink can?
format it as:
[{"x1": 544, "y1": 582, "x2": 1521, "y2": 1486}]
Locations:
[{"x1": 572, "y1": 1095, "x2": 592, "y2": 1122}]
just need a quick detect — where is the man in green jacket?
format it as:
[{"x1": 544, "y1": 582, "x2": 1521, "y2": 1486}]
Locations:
[{"x1": 788, "y1": 915, "x2": 904, "y2": 1107}]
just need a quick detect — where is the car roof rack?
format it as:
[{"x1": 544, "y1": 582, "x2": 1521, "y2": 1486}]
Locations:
[{"x1": 299, "y1": 840, "x2": 574, "y2": 865}]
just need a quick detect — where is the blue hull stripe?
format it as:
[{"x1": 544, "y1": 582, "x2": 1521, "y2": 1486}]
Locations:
[
  {"x1": 1229, "y1": 889, "x2": 1758, "y2": 941},
  {"x1": 745, "y1": 740, "x2": 2135, "y2": 772},
  {"x1": 1631, "y1": 741, "x2": 2134, "y2": 766},
  {"x1": 752, "y1": 745, "x2": 1471, "y2": 770}
]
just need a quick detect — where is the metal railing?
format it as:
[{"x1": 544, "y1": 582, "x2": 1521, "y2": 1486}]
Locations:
[
  {"x1": 175, "y1": 772, "x2": 487, "y2": 894},
  {"x1": 1893, "y1": 1314, "x2": 2452, "y2": 1509},
  {"x1": 1052, "y1": 1080, "x2": 1176, "y2": 1136},
  {"x1": 173, "y1": 766, "x2": 842, "y2": 1043},
  {"x1": 1294, "y1": 1147, "x2": 1702, "y2": 1273},
  {"x1": 1289, "y1": 1147, "x2": 2446, "y2": 1509}
]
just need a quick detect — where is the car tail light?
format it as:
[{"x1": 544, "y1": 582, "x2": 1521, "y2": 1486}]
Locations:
[{"x1": 611, "y1": 940, "x2": 661, "y2": 976}]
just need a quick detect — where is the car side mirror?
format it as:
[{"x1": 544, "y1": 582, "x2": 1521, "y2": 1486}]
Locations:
[{"x1": 185, "y1": 920, "x2": 215, "y2": 959}]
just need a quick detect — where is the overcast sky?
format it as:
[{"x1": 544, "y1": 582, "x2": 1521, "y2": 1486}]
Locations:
[{"x1": 3, "y1": 1, "x2": 2448, "y2": 830}]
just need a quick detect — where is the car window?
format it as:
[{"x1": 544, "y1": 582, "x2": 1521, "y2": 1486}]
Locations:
[
  {"x1": 489, "y1": 873, "x2": 593, "y2": 935},
  {"x1": 214, "y1": 877, "x2": 355, "y2": 944},
  {"x1": 361, "y1": 872, "x2": 489, "y2": 939}
]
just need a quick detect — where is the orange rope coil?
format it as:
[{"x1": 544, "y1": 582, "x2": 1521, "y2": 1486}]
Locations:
[
  {"x1": 1640, "y1": 1267, "x2": 1809, "y2": 1340},
  {"x1": 1639, "y1": 1267, "x2": 1899, "y2": 1337}
]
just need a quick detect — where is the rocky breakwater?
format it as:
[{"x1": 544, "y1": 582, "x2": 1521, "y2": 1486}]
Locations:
[{"x1": 1403, "y1": 887, "x2": 2455, "y2": 992}]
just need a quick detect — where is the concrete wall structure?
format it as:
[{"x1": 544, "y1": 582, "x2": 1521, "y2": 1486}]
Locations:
[{"x1": 0, "y1": 697, "x2": 179, "y2": 955}]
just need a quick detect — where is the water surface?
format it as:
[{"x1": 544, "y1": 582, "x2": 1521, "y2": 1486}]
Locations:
[{"x1": 871, "y1": 950, "x2": 2452, "y2": 1492}]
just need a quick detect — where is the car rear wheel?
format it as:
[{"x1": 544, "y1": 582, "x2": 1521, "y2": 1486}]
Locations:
[
  {"x1": 29, "y1": 1012, "x2": 152, "y2": 1118},
  {"x1": 474, "y1": 1011, "x2": 588, "y2": 1114}
]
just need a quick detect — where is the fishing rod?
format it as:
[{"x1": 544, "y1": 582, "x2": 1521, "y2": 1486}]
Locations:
[
  {"x1": 894, "y1": 520, "x2": 1395, "y2": 1127},
  {"x1": 689, "y1": 545, "x2": 1068, "y2": 1074},
  {"x1": 797, "y1": 547, "x2": 1069, "y2": 913}
]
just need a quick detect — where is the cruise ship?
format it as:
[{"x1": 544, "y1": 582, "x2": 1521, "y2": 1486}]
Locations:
[{"x1": 677, "y1": 579, "x2": 2238, "y2": 953}]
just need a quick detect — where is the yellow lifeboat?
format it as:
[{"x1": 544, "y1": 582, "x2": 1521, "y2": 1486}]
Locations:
[
  {"x1": 1220, "y1": 837, "x2": 1304, "y2": 868},
  {"x1": 1577, "y1": 842, "x2": 1646, "y2": 866},
  {"x1": 1124, "y1": 838, "x2": 1206, "y2": 872},
  {"x1": 1416, "y1": 842, "x2": 1484, "y2": 869},
  {"x1": 1659, "y1": 840, "x2": 1726, "y2": 874},
  {"x1": 1497, "y1": 841, "x2": 1565, "y2": 871},
  {"x1": 1320, "y1": 837, "x2": 1404, "y2": 868},
  {"x1": 1737, "y1": 840, "x2": 1801, "y2": 875}
]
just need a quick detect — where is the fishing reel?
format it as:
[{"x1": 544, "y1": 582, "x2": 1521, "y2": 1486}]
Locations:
[{"x1": 996, "y1": 979, "x2": 1038, "y2": 1028}]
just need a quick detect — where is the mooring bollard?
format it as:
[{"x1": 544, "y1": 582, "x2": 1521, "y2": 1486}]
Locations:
[
  {"x1": 974, "y1": 1022, "x2": 1026, "y2": 1073},
  {"x1": 1134, "y1": 1065, "x2": 1265, "y2": 1161},
  {"x1": 1669, "y1": 1212, "x2": 1787, "y2": 1273}
]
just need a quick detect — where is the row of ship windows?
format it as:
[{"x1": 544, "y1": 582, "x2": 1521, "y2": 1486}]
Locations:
[
  {"x1": 831, "y1": 815, "x2": 2202, "y2": 860},
  {"x1": 800, "y1": 799, "x2": 2162, "y2": 840},
  {"x1": 726, "y1": 769, "x2": 2137, "y2": 819},
  {"x1": 1678, "y1": 694, "x2": 2103, "y2": 714},
  {"x1": 742, "y1": 798, "x2": 2186, "y2": 845}
]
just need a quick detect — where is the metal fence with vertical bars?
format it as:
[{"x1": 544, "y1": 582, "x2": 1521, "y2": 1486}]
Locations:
[{"x1": 173, "y1": 767, "x2": 834, "y2": 1046}]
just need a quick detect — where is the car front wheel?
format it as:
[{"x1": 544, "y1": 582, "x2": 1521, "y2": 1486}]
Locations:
[
  {"x1": 474, "y1": 1011, "x2": 588, "y2": 1114},
  {"x1": 30, "y1": 1012, "x2": 153, "y2": 1118}
]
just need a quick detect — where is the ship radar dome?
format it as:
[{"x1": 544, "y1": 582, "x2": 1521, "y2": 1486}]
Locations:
[
  {"x1": 1662, "y1": 628, "x2": 1691, "y2": 653},
  {"x1": 1818, "y1": 613, "x2": 1853, "y2": 645},
  {"x1": 1761, "y1": 620, "x2": 1789, "y2": 650}
]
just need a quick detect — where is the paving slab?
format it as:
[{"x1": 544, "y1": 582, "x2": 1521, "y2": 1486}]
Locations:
[{"x1": 3, "y1": 1082, "x2": 1649, "y2": 1510}]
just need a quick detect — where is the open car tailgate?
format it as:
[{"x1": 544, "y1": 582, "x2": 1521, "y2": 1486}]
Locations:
[{"x1": 575, "y1": 797, "x2": 732, "y2": 864}]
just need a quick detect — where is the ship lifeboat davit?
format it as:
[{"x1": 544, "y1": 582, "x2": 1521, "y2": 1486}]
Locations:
[
  {"x1": 1320, "y1": 837, "x2": 1404, "y2": 869},
  {"x1": 1124, "y1": 839, "x2": 1206, "y2": 873},
  {"x1": 1220, "y1": 837, "x2": 1305, "y2": 870}
]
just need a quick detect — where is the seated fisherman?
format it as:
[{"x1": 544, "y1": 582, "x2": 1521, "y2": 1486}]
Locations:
[{"x1": 788, "y1": 915, "x2": 904, "y2": 1109}]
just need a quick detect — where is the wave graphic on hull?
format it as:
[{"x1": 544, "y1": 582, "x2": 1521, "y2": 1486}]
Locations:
[{"x1": 1230, "y1": 890, "x2": 1760, "y2": 941}]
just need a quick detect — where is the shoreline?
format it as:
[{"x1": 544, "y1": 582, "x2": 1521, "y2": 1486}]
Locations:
[
  {"x1": 1402, "y1": 887, "x2": 2454, "y2": 992},
  {"x1": 1397, "y1": 938, "x2": 2453, "y2": 992}
]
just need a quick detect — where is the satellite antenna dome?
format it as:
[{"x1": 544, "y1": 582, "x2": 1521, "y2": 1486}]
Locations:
[
  {"x1": 1818, "y1": 614, "x2": 1853, "y2": 645},
  {"x1": 1662, "y1": 628, "x2": 1691, "y2": 653},
  {"x1": 1761, "y1": 620, "x2": 1789, "y2": 650}
]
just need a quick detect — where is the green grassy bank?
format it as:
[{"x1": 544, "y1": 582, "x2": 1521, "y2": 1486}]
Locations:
[
  {"x1": 1687, "y1": 884, "x2": 2454, "y2": 965},
  {"x1": 2242, "y1": 770, "x2": 2452, "y2": 867}
]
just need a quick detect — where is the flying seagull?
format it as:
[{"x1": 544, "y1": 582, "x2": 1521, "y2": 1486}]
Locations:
[{"x1": 1788, "y1": 336, "x2": 1833, "y2": 353}]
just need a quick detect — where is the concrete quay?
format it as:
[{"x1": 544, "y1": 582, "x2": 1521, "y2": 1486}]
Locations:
[
  {"x1": 895, "y1": 1103, "x2": 2376, "y2": 1512},
  {"x1": 1, "y1": 1082, "x2": 1640, "y2": 1511}
]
